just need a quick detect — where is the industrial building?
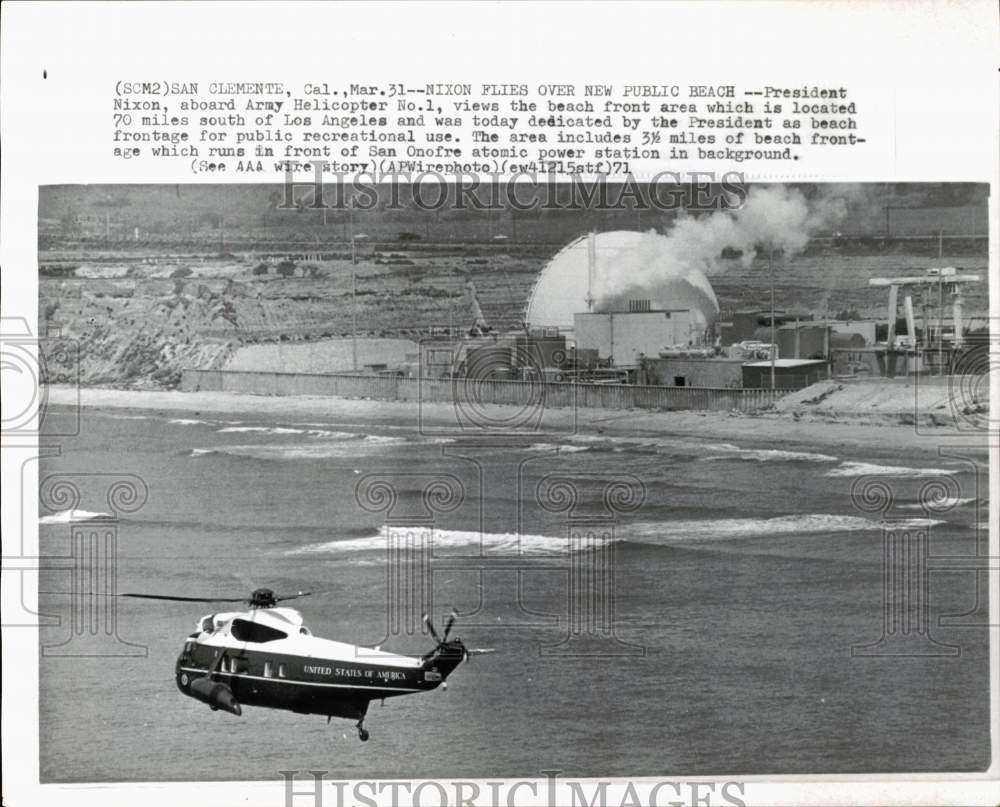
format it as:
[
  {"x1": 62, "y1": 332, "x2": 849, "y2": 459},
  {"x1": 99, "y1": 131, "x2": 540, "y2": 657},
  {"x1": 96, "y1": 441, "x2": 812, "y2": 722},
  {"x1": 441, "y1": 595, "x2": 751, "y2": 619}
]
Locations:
[
  {"x1": 377, "y1": 232, "x2": 983, "y2": 397},
  {"x1": 574, "y1": 305, "x2": 697, "y2": 367},
  {"x1": 641, "y1": 356, "x2": 745, "y2": 388}
]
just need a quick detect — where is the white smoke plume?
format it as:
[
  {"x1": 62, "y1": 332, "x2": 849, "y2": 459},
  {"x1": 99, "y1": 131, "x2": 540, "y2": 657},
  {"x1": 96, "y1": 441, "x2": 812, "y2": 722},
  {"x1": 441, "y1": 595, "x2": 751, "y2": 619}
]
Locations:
[{"x1": 595, "y1": 184, "x2": 861, "y2": 319}]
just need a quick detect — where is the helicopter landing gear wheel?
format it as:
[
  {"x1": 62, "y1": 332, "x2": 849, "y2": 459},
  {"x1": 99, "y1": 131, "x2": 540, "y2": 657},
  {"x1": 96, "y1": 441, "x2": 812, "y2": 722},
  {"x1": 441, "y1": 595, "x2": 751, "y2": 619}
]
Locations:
[{"x1": 356, "y1": 719, "x2": 370, "y2": 742}]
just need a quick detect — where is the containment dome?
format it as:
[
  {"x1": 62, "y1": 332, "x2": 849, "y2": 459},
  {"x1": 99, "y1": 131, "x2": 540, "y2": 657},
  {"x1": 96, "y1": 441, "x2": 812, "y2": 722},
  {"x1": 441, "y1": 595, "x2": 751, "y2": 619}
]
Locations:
[{"x1": 525, "y1": 230, "x2": 719, "y2": 332}]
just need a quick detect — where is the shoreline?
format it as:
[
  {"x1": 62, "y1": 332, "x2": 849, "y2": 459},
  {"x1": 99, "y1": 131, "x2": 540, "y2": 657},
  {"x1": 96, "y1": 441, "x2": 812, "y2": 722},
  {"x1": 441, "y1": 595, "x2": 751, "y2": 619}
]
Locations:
[{"x1": 42, "y1": 385, "x2": 984, "y2": 457}]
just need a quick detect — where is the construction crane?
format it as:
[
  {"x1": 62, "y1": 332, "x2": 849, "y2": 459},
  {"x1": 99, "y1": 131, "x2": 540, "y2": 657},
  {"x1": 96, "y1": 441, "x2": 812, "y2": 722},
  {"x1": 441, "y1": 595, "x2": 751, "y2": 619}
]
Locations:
[{"x1": 869, "y1": 267, "x2": 980, "y2": 351}]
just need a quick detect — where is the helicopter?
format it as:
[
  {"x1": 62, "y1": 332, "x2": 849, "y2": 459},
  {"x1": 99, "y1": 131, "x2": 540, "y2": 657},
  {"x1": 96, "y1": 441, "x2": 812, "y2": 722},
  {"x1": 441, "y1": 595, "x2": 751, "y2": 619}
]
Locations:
[{"x1": 118, "y1": 587, "x2": 493, "y2": 741}]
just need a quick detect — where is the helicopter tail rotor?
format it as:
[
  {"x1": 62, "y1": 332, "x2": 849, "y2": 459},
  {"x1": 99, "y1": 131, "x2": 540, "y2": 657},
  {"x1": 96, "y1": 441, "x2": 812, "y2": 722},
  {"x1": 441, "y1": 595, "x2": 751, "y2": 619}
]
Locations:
[
  {"x1": 422, "y1": 612, "x2": 442, "y2": 644},
  {"x1": 442, "y1": 609, "x2": 457, "y2": 642}
]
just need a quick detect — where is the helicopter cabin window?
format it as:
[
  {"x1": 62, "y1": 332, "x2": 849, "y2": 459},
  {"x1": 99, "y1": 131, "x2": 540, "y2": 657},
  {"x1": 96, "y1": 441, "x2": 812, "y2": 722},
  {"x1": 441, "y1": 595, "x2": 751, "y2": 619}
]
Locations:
[
  {"x1": 228, "y1": 656, "x2": 238, "y2": 674},
  {"x1": 229, "y1": 618, "x2": 288, "y2": 644},
  {"x1": 277, "y1": 663, "x2": 287, "y2": 678},
  {"x1": 264, "y1": 661, "x2": 273, "y2": 678}
]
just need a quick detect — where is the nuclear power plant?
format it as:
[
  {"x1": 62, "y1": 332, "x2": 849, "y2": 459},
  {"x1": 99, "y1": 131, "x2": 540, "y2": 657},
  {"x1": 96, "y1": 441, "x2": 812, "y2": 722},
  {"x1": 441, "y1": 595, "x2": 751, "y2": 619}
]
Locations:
[{"x1": 385, "y1": 228, "x2": 984, "y2": 393}]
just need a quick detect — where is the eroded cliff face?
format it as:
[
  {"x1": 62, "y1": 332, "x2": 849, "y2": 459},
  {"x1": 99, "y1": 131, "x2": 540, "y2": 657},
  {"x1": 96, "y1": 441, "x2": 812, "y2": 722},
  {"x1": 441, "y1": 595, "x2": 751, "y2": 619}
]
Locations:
[
  {"x1": 38, "y1": 255, "x2": 530, "y2": 388},
  {"x1": 40, "y1": 278, "x2": 242, "y2": 388}
]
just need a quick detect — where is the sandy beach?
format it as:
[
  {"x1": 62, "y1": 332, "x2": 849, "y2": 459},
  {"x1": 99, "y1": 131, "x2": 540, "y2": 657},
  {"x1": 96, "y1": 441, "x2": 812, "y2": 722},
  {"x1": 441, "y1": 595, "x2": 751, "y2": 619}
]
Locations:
[{"x1": 43, "y1": 384, "x2": 984, "y2": 457}]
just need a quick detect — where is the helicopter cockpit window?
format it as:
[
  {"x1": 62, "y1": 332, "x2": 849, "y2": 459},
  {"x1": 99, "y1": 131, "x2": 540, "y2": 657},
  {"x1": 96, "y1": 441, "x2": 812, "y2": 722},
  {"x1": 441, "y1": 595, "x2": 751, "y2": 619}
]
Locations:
[{"x1": 230, "y1": 618, "x2": 288, "y2": 643}]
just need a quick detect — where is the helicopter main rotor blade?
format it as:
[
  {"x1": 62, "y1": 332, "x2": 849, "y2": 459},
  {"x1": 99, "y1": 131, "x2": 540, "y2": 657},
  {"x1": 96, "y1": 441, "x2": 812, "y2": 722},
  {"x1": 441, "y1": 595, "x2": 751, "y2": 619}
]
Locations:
[
  {"x1": 117, "y1": 593, "x2": 248, "y2": 603},
  {"x1": 275, "y1": 591, "x2": 312, "y2": 602},
  {"x1": 422, "y1": 612, "x2": 442, "y2": 643},
  {"x1": 41, "y1": 590, "x2": 319, "y2": 604}
]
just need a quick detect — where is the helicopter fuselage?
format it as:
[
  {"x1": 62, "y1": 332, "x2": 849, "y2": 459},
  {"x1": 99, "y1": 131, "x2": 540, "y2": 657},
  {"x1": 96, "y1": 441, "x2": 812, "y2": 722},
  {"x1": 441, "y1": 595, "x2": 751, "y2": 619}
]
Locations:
[{"x1": 174, "y1": 606, "x2": 465, "y2": 725}]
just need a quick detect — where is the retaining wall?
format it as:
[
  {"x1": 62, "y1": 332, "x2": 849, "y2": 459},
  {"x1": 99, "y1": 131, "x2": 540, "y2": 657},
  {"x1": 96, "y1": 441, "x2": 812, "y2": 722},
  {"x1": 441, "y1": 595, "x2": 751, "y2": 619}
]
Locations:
[{"x1": 180, "y1": 370, "x2": 793, "y2": 412}]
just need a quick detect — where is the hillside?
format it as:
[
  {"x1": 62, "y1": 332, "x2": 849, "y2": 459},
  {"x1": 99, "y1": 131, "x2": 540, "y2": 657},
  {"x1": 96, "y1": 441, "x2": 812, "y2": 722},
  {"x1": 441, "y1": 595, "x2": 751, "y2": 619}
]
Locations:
[{"x1": 39, "y1": 251, "x2": 540, "y2": 387}]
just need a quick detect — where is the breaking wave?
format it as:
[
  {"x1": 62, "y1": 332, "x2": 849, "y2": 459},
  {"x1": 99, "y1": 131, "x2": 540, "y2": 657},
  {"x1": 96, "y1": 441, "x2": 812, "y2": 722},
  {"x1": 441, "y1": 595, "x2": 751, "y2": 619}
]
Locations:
[
  {"x1": 188, "y1": 426, "x2": 452, "y2": 460},
  {"x1": 216, "y1": 425, "x2": 358, "y2": 438},
  {"x1": 566, "y1": 434, "x2": 839, "y2": 463},
  {"x1": 191, "y1": 443, "x2": 387, "y2": 461},
  {"x1": 40, "y1": 509, "x2": 112, "y2": 524},
  {"x1": 898, "y1": 497, "x2": 977, "y2": 510},
  {"x1": 824, "y1": 462, "x2": 960, "y2": 478},
  {"x1": 291, "y1": 526, "x2": 568, "y2": 556},
  {"x1": 287, "y1": 513, "x2": 944, "y2": 558},
  {"x1": 524, "y1": 443, "x2": 590, "y2": 454},
  {"x1": 702, "y1": 443, "x2": 839, "y2": 463},
  {"x1": 627, "y1": 514, "x2": 941, "y2": 543}
]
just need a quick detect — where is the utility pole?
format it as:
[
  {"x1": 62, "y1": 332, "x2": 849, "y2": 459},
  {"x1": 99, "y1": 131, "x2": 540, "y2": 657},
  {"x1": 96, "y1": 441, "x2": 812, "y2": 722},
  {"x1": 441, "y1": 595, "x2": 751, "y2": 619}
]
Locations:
[
  {"x1": 769, "y1": 245, "x2": 776, "y2": 390},
  {"x1": 351, "y1": 256, "x2": 358, "y2": 372},
  {"x1": 350, "y1": 202, "x2": 357, "y2": 372},
  {"x1": 351, "y1": 231, "x2": 368, "y2": 373},
  {"x1": 937, "y1": 273, "x2": 944, "y2": 373}
]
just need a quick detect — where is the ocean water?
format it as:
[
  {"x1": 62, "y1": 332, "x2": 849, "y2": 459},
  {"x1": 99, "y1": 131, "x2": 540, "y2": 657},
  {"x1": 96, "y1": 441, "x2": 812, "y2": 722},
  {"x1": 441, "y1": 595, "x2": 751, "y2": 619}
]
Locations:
[{"x1": 36, "y1": 405, "x2": 991, "y2": 781}]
